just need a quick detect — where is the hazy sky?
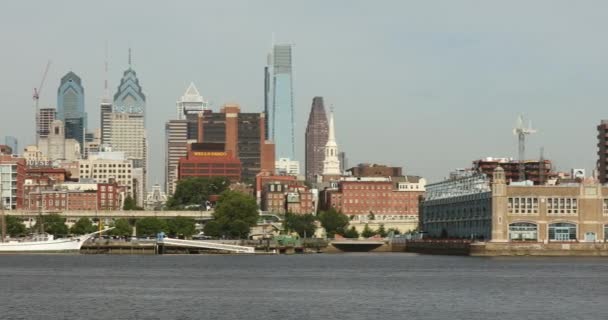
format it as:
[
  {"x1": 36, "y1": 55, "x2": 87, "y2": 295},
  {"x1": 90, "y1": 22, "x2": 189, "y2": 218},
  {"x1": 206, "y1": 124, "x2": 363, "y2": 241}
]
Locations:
[{"x1": 2, "y1": 1, "x2": 608, "y2": 186}]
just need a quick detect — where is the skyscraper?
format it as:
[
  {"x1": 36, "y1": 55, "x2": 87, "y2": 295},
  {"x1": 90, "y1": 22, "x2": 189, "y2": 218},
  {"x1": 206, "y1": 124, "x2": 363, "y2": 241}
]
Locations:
[
  {"x1": 165, "y1": 119, "x2": 188, "y2": 195},
  {"x1": 110, "y1": 49, "x2": 147, "y2": 205},
  {"x1": 269, "y1": 44, "x2": 296, "y2": 163},
  {"x1": 322, "y1": 111, "x2": 341, "y2": 176},
  {"x1": 305, "y1": 97, "x2": 329, "y2": 183},
  {"x1": 598, "y1": 121, "x2": 608, "y2": 183},
  {"x1": 57, "y1": 72, "x2": 86, "y2": 151},
  {"x1": 176, "y1": 82, "x2": 207, "y2": 120}
]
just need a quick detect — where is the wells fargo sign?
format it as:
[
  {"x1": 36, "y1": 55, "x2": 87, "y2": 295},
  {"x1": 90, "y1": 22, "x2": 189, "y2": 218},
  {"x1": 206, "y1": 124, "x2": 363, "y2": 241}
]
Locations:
[{"x1": 193, "y1": 152, "x2": 227, "y2": 157}]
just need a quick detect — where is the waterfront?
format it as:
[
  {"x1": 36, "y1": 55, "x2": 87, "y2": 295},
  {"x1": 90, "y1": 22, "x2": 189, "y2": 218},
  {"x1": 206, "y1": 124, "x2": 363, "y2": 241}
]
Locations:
[{"x1": 1, "y1": 254, "x2": 607, "y2": 319}]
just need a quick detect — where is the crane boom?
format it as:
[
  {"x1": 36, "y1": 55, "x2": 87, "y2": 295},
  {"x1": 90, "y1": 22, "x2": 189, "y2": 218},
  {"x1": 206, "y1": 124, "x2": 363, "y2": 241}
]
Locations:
[{"x1": 33, "y1": 60, "x2": 52, "y2": 145}]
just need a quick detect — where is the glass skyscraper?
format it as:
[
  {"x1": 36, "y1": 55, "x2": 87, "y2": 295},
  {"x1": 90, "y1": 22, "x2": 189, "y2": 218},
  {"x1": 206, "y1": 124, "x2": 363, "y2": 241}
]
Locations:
[
  {"x1": 57, "y1": 72, "x2": 86, "y2": 150},
  {"x1": 269, "y1": 44, "x2": 295, "y2": 161}
]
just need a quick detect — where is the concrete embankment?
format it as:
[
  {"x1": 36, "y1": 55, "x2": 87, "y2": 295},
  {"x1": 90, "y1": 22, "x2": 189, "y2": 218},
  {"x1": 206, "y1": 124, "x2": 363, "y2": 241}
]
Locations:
[
  {"x1": 404, "y1": 240, "x2": 471, "y2": 255},
  {"x1": 471, "y1": 242, "x2": 608, "y2": 256}
]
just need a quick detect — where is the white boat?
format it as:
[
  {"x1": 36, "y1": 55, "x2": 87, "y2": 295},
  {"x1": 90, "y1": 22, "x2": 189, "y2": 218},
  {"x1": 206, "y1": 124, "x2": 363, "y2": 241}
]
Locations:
[{"x1": 0, "y1": 228, "x2": 114, "y2": 253}]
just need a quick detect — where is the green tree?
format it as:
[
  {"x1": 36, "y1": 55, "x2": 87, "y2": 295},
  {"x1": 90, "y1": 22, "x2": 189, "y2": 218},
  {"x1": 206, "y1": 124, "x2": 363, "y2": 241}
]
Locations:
[
  {"x1": 110, "y1": 219, "x2": 133, "y2": 237},
  {"x1": 343, "y1": 226, "x2": 360, "y2": 239},
  {"x1": 284, "y1": 212, "x2": 317, "y2": 238},
  {"x1": 167, "y1": 216, "x2": 196, "y2": 238},
  {"x1": 135, "y1": 217, "x2": 167, "y2": 237},
  {"x1": 318, "y1": 208, "x2": 349, "y2": 238},
  {"x1": 229, "y1": 219, "x2": 251, "y2": 239},
  {"x1": 33, "y1": 214, "x2": 69, "y2": 237},
  {"x1": 387, "y1": 228, "x2": 401, "y2": 236},
  {"x1": 123, "y1": 195, "x2": 137, "y2": 210},
  {"x1": 361, "y1": 223, "x2": 375, "y2": 238},
  {"x1": 376, "y1": 224, "x2": 387, "y2": 237},
  {"x1": 203, "y1": 221, "x2": 221, "y2": 238},
  {"x1": 213, "y1": 190, "x2": 258, "y2": 238},
  {"x1": 167, "y1": 177, "x2": 230, "y2": 210},
  {"x1": 4, "y1": 215, "x2": 26, "y2": 237},
  {"x1": 70, "y1": 217, "x2": 96, "y2": 235}
]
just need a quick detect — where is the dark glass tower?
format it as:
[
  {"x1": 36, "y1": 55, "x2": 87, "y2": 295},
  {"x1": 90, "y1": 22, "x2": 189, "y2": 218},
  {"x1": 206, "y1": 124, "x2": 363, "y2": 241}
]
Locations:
[
  {"x1": 305, "y1": 97, "x2": 329, "y2": 183},
  {"x1": 57, "y1": 71, "x2": 86, "y2": 150}
]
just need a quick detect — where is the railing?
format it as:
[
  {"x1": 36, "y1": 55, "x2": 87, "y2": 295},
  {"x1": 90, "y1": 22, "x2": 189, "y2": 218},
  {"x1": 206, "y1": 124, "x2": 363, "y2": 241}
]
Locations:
[{"x1": 159, "y1": 238, "x2": 254, "y2": 253}]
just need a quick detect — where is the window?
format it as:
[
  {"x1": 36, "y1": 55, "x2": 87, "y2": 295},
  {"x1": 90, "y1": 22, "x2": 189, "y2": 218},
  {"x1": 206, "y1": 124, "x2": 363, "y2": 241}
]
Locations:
[
  {"x1": 508, "y1": 197, "x2": 539, "y2": 214},
  {"x1": 547, "y1": 198, "x2": 578, "y2": 215},
  {"x1": 548, "y1": 223, "x2": 577, "y2": 241},
  {"x1": 509, "y1": 222, "x2": 537, "y2": 241}
]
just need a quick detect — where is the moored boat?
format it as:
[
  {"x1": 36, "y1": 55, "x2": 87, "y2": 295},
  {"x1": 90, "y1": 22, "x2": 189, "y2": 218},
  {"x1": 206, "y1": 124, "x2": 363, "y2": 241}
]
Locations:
[{"x1": 0, "y1": 229, "x2": 114, "y2": 253}]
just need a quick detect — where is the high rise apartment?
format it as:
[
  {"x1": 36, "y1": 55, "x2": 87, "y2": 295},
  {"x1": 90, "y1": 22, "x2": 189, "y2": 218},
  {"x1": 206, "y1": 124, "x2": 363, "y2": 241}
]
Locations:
[
  {"x1": 165, "y1": 120, "x2": 188, "y2": 195},
  {"x1": 305, "y1": 97, "x2": 329, "y2": 183},
  {"x1": 37, "y1": 108, "x2": 56, "y2": 141}
]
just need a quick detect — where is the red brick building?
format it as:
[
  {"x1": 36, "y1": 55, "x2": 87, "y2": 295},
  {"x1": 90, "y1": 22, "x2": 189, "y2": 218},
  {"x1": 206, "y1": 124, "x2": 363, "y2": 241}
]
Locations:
[
  {"x1": 320, "y1": 177, "x2": 425, "y2": 219},
  {"x1": 261, "y1": 182, "x2": 314, "y2": 214},
  {"x1": 0, "y1": 145, "x2": 12, "y2": 155},
  {"x1": 98, "y1": 182, "x2": 123, "y2": 211},
  {"x1": 178, "y1": 143, "x2": 242, "y2": 182},
  {"x1": 25, "y1": 182, "x2": 123, "y2": 212}
]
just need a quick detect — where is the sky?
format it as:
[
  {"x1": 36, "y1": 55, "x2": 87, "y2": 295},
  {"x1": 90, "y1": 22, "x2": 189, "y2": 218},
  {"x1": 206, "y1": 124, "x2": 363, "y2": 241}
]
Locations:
[{"x1": 1, "y1": 0, "x2": 608, "y2": 186}]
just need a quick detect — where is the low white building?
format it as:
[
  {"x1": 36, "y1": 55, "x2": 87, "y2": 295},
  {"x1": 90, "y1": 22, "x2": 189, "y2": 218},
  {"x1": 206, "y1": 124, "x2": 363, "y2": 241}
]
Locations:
[{"x1": 78, "y1": 151, "x2": 133, "y2": 198}]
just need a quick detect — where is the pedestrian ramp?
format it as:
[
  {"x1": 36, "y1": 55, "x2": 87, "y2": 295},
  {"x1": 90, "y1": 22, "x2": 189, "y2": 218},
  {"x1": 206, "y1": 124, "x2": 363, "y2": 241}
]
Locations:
[{"x1": 159, "y1": 238, "x2": 255, "y2": 253}]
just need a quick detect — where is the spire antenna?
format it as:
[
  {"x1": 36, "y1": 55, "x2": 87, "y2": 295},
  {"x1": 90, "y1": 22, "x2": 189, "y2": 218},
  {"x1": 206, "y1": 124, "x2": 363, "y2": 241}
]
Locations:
[{"x1": 128, "y1": 47, "x2": 132, "y2": 67}]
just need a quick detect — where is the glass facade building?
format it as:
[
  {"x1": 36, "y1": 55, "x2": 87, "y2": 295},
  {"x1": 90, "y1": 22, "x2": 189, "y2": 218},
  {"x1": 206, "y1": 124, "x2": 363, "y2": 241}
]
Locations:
[
  {"x1": 270, "y1": 44, "x2": 295, "y2": 161},
  {"x1": 57, "y1": 72, "x2": 86, "y2": 151}
]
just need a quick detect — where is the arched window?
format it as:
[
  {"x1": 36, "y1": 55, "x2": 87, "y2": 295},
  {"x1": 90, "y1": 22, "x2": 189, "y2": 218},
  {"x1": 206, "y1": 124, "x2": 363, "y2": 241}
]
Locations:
[
  {"x1": 509, "y1": 222, "x2": 537, "y2": 241},
  {"x1": 549, "y1": 222, "x2": 577, "y2": 241}
]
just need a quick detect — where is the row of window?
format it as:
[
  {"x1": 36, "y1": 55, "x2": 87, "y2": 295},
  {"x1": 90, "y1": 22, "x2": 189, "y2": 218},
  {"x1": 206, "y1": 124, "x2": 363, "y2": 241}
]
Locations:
[
  {"x1": 80, "y1": 164, "x2": 131, "y2": 168},
  {"x1": 342, "y1": 184, "x2": 392, "y2": 190},
  {"x1": 508, "y1": 197, "x2": 579, "y2": 215}
]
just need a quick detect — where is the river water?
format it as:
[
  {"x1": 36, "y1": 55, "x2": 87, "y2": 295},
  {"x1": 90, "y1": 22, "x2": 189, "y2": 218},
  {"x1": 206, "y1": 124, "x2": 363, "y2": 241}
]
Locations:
[{"x1": 1, "y1": 253, "x2": 607, "y2": 320}]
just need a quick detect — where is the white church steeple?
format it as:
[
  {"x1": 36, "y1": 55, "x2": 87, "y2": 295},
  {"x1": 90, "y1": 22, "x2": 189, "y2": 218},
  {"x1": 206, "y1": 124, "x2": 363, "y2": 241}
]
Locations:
[{"x1": 322, "y1": 110, "x2": 341, "y2": 175}]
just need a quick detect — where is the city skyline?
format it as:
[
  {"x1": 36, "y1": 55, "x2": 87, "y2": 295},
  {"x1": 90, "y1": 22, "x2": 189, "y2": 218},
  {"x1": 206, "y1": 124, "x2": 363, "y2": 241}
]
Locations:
[{"x1": 2, "y1": 1, "x2": 608, "y2": 185}]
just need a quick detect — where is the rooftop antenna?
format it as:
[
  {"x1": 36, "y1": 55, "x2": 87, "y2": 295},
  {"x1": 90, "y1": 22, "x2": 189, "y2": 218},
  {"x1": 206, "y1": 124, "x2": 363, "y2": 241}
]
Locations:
[
  {"x1": 513, "y1": 115, "x2": 537, "y2": 182},
  {"x1": 102, "y1": 42, "x2": 110, "y2": 102},
  {"x1": 128, "y1": 47, "x2": 132, "y2": 67}
]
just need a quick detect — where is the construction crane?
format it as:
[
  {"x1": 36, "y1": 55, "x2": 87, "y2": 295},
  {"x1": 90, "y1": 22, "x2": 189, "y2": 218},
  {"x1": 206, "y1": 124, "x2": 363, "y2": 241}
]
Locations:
[
  {"x1": 33, "y1": 61, "x2": 51, "y2": 145},
  {"x1": 513, "y1": 115, "x2": 537, "y2": 182}
]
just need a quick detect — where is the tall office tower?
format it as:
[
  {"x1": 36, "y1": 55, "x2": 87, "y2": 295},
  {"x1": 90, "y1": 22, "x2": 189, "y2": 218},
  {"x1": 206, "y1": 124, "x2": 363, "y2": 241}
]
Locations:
[
  {"x1": 263, "y1": 53, "x2": 271, "y2": 140},
  {"x1": 322, "y1": 111, "x2": 341, "y2": 176},
  {"x1": 176, "y1": 82, "x2": 207, "y2": 120},
  {"x1": 37, "y1": 108, "x2": 56, "y2": 141},
  {"x1": 4, "y1": 136, "x2": 18, "y2": 155},
  {"x1": 57, "y1": 72, "x2": 86, "y2": 151},
  {"x1": 165, "y1": 119, "x2": 188, "y2": 195},
  {"x1": 305, "y1": 97, "x2": 329, "y2": 183},
  {"x1": 111, "y1": 49, "x2": 147, "y2": 205},
  {"x1": 100, "y1": 102, "x2": 112, "y2": 145},
  {"x1": 269, "y1": 44, "x2": 296, "y2": 165}
]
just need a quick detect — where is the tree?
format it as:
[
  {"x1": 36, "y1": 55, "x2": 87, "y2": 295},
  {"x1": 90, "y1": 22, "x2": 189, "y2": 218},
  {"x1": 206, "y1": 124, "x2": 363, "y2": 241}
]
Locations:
[
  {"x1": 135, "y1": 217, "x2": 167, "y2": 237},
  {"x1": 343, "y1": 226, "x2": 360, "y2": 239},
  {"x1": 33, "y1": 214, "x2": 69, "y2": 237},
  {"x1": 387, "y1": 228, "x2": 401, "y2": 236},
  {"x1": 376, "y1": 224, "x2": 387, "y2": 237},
  {"x1": 318, "y1": 208, "x2": 349, "y2": 238},
  {"x1": 123, "y1": 195, "x2": 137, "y2": 210},
  {"x1": 284, "y1": 213, "x2": 317, "y2": 238},
  {"x1": 110, "y1": 219, "x2": 133, "y2": 238},
  {"x1": 4, "y1": 215, "x2": 26, "y2": 237},
  {"x1": 70, "y1": 217, "x2": 96, "y2": 235},
  {"x1": 203, "y1": 221, "x2": 221, "y2": 238},
  {"x1": 361, "y1": 223, "x2": 375, "y2": 238},
  {"x1": 167, "y1": 177, "x2": 230, "y2": 210},
  {"x1": 167, "y1": 216, "x2": 196, "y2": 238},
  {"x1": 212, "y1": 190, "x2": 258, "y2": 238}
]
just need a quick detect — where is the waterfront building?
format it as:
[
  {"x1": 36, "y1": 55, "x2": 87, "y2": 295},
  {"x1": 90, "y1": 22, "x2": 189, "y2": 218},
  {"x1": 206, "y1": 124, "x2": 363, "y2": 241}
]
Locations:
[
  {"x1": 24, "y1": 180, "x2": 123, "y2": 212},
  {"x1": 37, "y1": 108, "x2": 56, "y2": 142},
  {"x1": 4, "y1": 136, "x2": 18, "y2": 155},
  {"x1": 420, "y1": 167, "x2": 608, "y2": 242},
  {"x1": 165, "y1": 120, "x2": 188, "y2": 195},
  {"x1": 473, "y1": 157, "x2": 555, "y2": 185},
  {"x1": 305, "y1": 97, "x2": 329, "y2": 183},
  {"x1": 57, "y1": 72, "x2": 86, "y2": 151},
  {"x1": 268, "y1": 43, "x2": 296, "y2": 169},
  {"x1": 176, "y1": 82, "x2": 207, "y2": 120},
  {"x1": 178, "y1": 143, "x2": 242, "y2": 182},
  {"x1": 37, "y1": 120, "x2": 81, "y2": 161},
  {"x1": 0, "y1": 155, "x2": 26, "y2": 210},
  {"x1": 261, "y1": 181, "x2": 314, "y2": 214}
]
